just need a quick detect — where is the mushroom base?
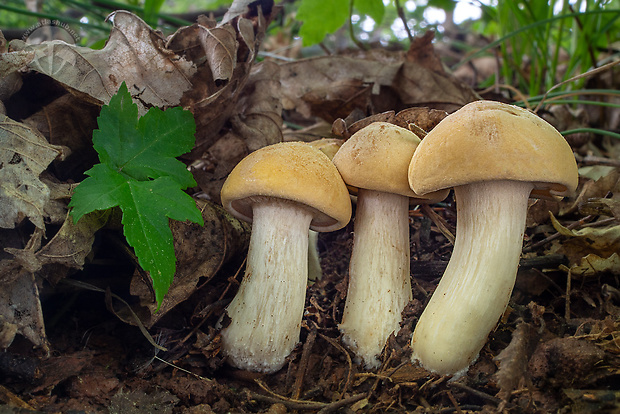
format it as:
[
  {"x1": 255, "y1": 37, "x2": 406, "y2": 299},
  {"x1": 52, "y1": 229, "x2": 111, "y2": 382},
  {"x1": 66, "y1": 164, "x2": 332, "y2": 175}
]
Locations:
[
  {"x1": 410, "y1": 180, "x2": 534, "y2": 376},
  {"x1": 339, "y1": 189, "x2": 412, "y2": 369},
  {"x1": 220, "y1": 198, "x2": 313, "y2": 373}
]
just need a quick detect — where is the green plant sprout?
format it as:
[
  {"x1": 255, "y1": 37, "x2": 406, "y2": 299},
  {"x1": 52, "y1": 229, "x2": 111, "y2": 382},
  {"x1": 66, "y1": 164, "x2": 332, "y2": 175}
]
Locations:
[{"x1": 69, "y1": 82, "x2": 203, "y2": 308}]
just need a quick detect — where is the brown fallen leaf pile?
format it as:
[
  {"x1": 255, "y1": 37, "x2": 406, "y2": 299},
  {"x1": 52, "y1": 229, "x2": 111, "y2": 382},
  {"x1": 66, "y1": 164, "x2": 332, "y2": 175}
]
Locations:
[{"x1": 1, "y1": 0, "x2": 620, "y2": 412}]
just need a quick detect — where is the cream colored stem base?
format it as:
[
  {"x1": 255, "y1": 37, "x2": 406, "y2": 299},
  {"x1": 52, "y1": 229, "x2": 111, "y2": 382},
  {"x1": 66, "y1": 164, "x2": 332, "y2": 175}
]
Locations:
[
  {"x1": 340, "y1": 189, "x2": 412, "y2": 369},
  {"x1": 220, "y1": 199, "x2": 313, "y2": 373},
  {"x1": 411, "y1": 180, "x2": 533, "y2": 376}
]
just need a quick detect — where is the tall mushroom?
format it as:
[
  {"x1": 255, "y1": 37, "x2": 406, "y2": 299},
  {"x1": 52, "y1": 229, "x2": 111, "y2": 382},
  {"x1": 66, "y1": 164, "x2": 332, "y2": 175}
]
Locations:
[
  {"x1": 408, "y1": 100, "x2": 578, "y2": 376},
  {"x1": 332, "y1": 122, "x2": 448, "y2": 369},
  {"x1": 219, "y1": 141, "x2": 351, "y2": 373}
]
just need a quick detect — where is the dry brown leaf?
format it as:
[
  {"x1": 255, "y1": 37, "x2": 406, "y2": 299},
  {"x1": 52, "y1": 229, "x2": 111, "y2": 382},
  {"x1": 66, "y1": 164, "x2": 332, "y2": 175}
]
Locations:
[
  {"x1": 129, "y1": 200, "x2": 250, "y2": 327},
  {"x1": 0, "y1": 114, "x2": 67, "y2": 229},
  {"x1": 191, "y1": 60, "x2": 283, "y2": 202},
  {"x1": 393, "y1": 107, "x2": 449, "y2": 133},
  {"x1": 10, "y1": 11, "x2": 196, "y2": 113},
  {"x1": 550, "y1": 213, "x2": 620, "y2": 266},
  {"x1": 280, "y1": 54, "x2": 477, "y2": 123},
  {"x1": 565, "y1": 168, "x2": 620, "y2": 214},
  {"x1": 170, "y1": 5, "x2": 274, "y2": 152},
  {"x1": 529, "y1": 337, "x2": 606, "y2": 388},
  {"x1": 0, "y1": 272, "x2": 48, "y2": 352},
  {"x1": 229, "y1": 60, "x2": 282, "y2": 151},
  {"x1": 23, "y1": 93, "x2": 99, "y2": 181},
  {"x1": 0, "y1": 49, "x2": 33, "y2": 102},
  {"x1": 579, "y1": 198, "x2": 620, "y2": 219},
  {"x1": 494, "y1": 321, "x2": 539, "y2": 401},
  {"x1": 568, "y1": 253, "x2": 620, "y2": 278},
  {"x1": 405, "y1": 30, "x2": 444, "y2": 73}
]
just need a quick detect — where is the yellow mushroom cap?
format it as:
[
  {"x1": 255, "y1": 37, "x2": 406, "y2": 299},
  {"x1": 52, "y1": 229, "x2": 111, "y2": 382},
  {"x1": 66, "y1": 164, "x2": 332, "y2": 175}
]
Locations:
[
  {"x1": 409, "y1": 100, "x2": 579, "y2": 199},
  {"x1": 332, "y1": 122, "x2": 449, "y2": 203},
  {"x1": 307, "y1": 138, "x2": 345, "y2": 160},
  {"x1": 220, "y1": 141, "x2": 352, "y2": 232}
]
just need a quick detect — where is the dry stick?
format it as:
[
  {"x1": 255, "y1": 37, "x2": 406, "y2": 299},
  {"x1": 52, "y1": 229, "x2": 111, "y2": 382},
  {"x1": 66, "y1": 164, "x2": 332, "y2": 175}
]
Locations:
[
  {"x1": 445, "y1": 390, "x2": 464, "y2": 414},
  {"x1": 565, "y1": 268, "x2": 573, "y2": 321},
  {"x1": 176, "y1": 258, "x2": 246, "y2": 348},
  {"x1": 448, "y1": 382, "x2": 502, "y2": 406},
  {"x1": 292, "y1": 325, "x2": 318, "y2": 400},
  {"x1": 582, "y1": 217, "x2": 618, "y2": 228},
  {"x1": 61, "y1": 279, "x2": 167, "y2": 352},
  {"x1": 249, "y1": 390, "x2": 325, "y2": 411},
  {"x1": 522, "y1": 215, "x2": 595, "y2": 253},
  {"x1": 574, "y1": 154, "x2": 620, "y2": 168},
  {"x1": 477, "y1": 83, "x2": 531, "y2": 108},
  {"x1": 419, "y1": 204, "x2": 455, "y2": 245},
  {"x1": 152, "y1": 356, "x2": 212, "y2": 382},
  {"x1": 533, "y1": 59, "x2": 620, "y2": 113},
  {"x1": 319, "y1": 333, "x2": 354, "y2": 398},
  {"x1": 394, "y1": 0, "x2": 414, "y2": 44},
  {"x1": 316, "y1": 393, "x2": 366, "y2": 414},
  {"x1": 252, "y1": 381, "x2": 366, "y2": 412}
]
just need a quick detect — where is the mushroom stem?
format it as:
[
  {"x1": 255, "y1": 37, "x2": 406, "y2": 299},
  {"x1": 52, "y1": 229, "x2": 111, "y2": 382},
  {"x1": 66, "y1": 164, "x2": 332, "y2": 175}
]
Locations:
[
  {"x1": 411, "y1": 180, "x2": 534, "y2": 376},
  {"x1": 340, "y1": 188, "x2": 412, "y2": 369},
  {"x1": 220, "y1": 198, "x2": 313, "y2": 373}
]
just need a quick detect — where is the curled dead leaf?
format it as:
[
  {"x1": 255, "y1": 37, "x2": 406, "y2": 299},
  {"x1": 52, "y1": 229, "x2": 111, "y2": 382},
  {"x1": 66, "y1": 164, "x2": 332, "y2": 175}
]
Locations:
[
  {"x1": 280, "y1": 54, "x2": 477, "y2": 123},
  {"x1": 550, "y1": 213, "x2": 620, "y2": 265},
  {"x1": 0, "y1": 114, "x2": 67, "y2": 229},
  {"x1": 11, "y1": 11, "x2": 196, "y2": 112},
  {"x1": 0, "y1": 49, "x2": 33, "y2": 101},
  {"x1": 0, "y1": 273, "x2": 48, "y2": 352},
  {"x1": 129, "y1": 200, "x2": 250, "y2": 327}
]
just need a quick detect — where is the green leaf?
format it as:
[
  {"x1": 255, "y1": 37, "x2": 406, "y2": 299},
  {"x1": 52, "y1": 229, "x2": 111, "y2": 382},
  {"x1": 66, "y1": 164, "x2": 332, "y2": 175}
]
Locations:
[
  {"x1": 297, "y1": 0, "x2": 349, "y2": 46},
  {"x1": 92, "y1": 83, "x2": 196, "y2": 187},
  {"x1": 354, "y1": 0, "x2": 385, "y2": 25},
  {"x1": 69, "y1": 82, "x2": 203, "y2": 307},
  {"x1": 143, "y1": 0, "x2": 165, "y2": 26}
]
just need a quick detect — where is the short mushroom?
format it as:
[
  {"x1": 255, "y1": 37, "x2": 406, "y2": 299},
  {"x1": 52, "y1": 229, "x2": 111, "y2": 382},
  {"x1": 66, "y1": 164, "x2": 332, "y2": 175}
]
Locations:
[
  {"x1": 408, "y1": 100, "x2": 578, "y2": 376},
  {"x1": 332, "y1": 122, "x2": 448, "y2": 369},
  {"x1": 307, "y1": 138, "x2": 345, "y2": 281},
  {"x1": 219, "y1": 141, "x2": 351, "y2": 373}
]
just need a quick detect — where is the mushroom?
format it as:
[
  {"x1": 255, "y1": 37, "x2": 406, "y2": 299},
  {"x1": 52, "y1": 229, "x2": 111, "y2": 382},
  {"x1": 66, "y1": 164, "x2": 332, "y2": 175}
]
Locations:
[
  {"x1": 332, "y1": 122, "x2": 448, "y2": 369},
  {"x1": 219, "y1": 141, "x2": 351, "y2": 373},
  {"x1": 307, "y1": 138, "x2": 345, "y2": 281},
  {"x1": 408, "y1": 100, "x2": 578, "y2": 376}
]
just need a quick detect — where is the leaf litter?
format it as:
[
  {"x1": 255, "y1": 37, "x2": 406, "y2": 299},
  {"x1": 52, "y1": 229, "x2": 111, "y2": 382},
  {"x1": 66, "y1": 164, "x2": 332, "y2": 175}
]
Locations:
[{"x1": 1, "y1": 0, "x2": 620, "y2": 412}]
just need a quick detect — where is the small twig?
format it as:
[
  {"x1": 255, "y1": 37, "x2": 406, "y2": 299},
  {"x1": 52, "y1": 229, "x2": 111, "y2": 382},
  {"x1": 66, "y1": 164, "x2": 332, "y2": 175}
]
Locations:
[
  {"x1": 319, "y1": 333, "x2": 353, "y2": 398},
  {"x1": 316, "y1": 393, "x2": 366, "y2": 413},
  {"x1": 534, "y1": 59, "x2": 620, "y2": 113},
  {"x1": 250, "y1": 383, "x2": 365, "y2": 413},
  {"x1": 574, "y1": 154, "x2": 620, "y2": 168},
  {"x1": 394, "y1": 0, "x2": 414, "y2": 44},
  {"x1": 448, "y1": 382, "x2": 502, "y2": 405},
  {"x1": 581, "y1": 217, "x2": 618, "y2": 228},
  {"x1": 446, "y1": 390, "x2": 464, "y2": 414},
  {"x1": 477, "y1": 83, "x2": 531, "y2": 108},
  {"x1": 292, "y1": 325, "x2": 317, "y2": 399},
  {"x1": 249, "y1": 390, "x2": 326, "y2": 410},
  {"x1": 419, "y1": 204, "x2": 455, "y2": 245},
  {"x1": 153, "y1": 356, "x2": 212, "y2": 382},
  {"x1": 565, "y1": 267, "x2": 572, "y2": 321},
  {"x1": 523, "y1": 214, "x2": 595, "y2": 253},
  {"x1": 61, "y1": 279, "x2": 167, "y2": 352}
]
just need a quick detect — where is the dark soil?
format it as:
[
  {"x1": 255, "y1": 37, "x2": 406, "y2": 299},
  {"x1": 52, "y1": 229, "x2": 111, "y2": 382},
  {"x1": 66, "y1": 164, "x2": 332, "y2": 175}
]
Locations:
[{"x1": 3, "y1": 194, "x2": 620, "y2": 414}]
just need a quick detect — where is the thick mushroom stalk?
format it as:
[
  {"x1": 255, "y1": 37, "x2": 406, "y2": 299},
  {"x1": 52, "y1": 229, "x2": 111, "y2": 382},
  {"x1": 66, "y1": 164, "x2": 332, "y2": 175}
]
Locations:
[
  {"x1": 410, "y1": 180, "x2": 533, "y2": 376},
  {"x1": 339, "y1": 188, "x2": 412, "y2": 369},
  {"x1": 221, "y1": 197, "x2": 313, "y2": 373}
]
